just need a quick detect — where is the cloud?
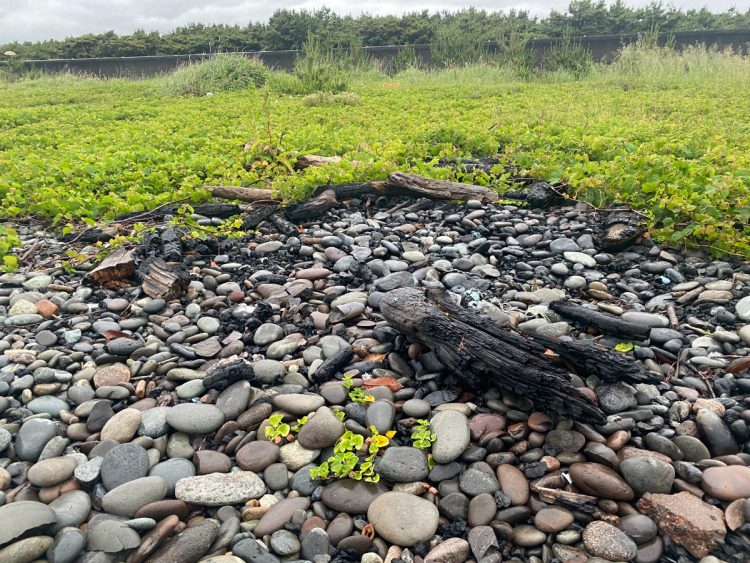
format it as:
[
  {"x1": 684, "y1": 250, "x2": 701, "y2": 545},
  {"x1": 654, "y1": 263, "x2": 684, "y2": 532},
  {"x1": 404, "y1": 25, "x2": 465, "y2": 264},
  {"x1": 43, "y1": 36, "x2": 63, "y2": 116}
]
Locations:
[{"x1": 1, "y1": 0, "x2": 747, "y2": 43}]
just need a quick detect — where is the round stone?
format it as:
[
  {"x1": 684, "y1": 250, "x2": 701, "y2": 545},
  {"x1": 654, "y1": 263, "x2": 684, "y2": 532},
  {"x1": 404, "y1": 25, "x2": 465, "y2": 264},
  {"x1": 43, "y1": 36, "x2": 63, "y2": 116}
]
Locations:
[
  {"x1": 701, "y1": 466, "x2": 750, "y2": 501},
  {"x1": 569, "y1": 462, "x2": 634, "y2": 501},
  {"x1": 197, "y1": 316, "x2": 220, "y2": 334},
  {"x1": 0, "y1": 501, "x2": 57, "y2": 545},
  {"x1": 583, "y1": 521, "x2": 638, "y2": 561},
  {"x1": 236, "y1": 441, "x2": 280, "y2": 472},
  {"x1": 165, "y1": 403, "x2": 225, "y2": 434},
  {"x1": 174, "y1": 471, "x2": 265, "y2": 506},
  {"x1": 101, "y1": 476, "x2": 168, "y2": 517},
  {"x1": 253, "y1": 324, "x2": 284, "y2": 346},
  {"x1": 321, "y1": 479, "x2": 387, "y2": 514},
  {"x1": 297, "y1": 406, "x2": 345, "y2": 449},
  {"x1": 620, "y1": 456, "x2": 675, "y2": 494},
  {"x1": 618, "y1": 514, "x2": 658, "y2": 545},
  {"x1": 514, "y1": 525, "x2": 547, "y2": 547},
  {"x1": 100, "y1": 408, "x2": 142, "y2": 442},
  {"x1": 378, "y1": 447, "x2": 429, "y2": 483},
  {"x1": 431, "y1": 410, "x2": 470, "y2": 464},
  {"x1": 27, "y1": 456, "x2": 78, "y2": 487},
  {"x1": 367, "y1": 492, "x2": 439, "y2": 546},
  {"x1": 93, "y1": 363, "x2": 131, "y2": 388},
  {"x1": 101, "y1": 443, "x2": 150, "y2": 490},
  {"x1": 149, "y1": 458, "x2": 196, "y2": 496},
  {"x1": 534, "y1": 507, "x2": 575, "y2": 533}
]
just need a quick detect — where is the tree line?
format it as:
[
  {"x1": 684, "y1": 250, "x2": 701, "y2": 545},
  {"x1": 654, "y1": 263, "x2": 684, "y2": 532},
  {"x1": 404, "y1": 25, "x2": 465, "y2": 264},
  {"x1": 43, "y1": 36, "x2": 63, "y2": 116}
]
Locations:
[{"x1": 4, "y1": 1, "x2": 750, "y2": 60}]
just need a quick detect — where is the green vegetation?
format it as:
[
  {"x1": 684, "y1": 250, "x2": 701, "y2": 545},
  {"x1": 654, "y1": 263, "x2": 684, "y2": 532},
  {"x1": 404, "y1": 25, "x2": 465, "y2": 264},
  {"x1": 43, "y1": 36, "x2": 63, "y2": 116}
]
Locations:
[
  {"x1": 4, "y1": 2, "x2": 750, "y2": 59},
  {"x1": 162, "y1": 54, "x2": 269, "y2": 96},
  {"x1": 310, "y1": 426, "x2": 395, "y2": 483},
  {"x1": 342, "y1": 374, "x2": 375, "y2": 404},
  {"x1": 1, "y1": 40, "x2": 750, "y2": 265},
  {"x1": 264, "y1": 414, "x2": 292, "y2": 443},
  {"x1": 412, "y1": 419, "x2": 437, "y2": 450}
]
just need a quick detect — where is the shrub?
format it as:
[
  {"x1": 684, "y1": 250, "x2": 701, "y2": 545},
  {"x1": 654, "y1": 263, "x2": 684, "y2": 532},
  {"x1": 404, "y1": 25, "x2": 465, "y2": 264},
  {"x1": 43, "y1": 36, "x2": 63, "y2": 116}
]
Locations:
[
  {"x1": 540, "y1": 33, "x2": 594, "y2": 78},
  {"x1": 292, "y1": 34, "x2": 350, "y2": 94},
  {"x1": 431, "y1": 24, "x2": 490, "y2": 68},
  {"x1": 163, "y1": 54, "x2": 269, "y2": 97}
]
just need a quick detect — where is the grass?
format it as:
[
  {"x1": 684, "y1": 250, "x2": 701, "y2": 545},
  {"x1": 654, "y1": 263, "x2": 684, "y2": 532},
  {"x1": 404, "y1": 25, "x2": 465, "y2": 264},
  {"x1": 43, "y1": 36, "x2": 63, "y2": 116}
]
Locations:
[{"x1": 1, "y1": 43, "x2": 749, "y2": 259}]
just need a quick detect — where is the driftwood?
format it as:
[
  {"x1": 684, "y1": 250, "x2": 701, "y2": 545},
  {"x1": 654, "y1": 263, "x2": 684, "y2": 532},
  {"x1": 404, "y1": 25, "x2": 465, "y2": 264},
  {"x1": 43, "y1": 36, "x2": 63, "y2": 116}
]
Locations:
[
  {"x1": 385, "y1": 172, "x2": 498, "y2": 203},
  {"x1": 381, "y1": 289, "x2": 659, "y2": 423},
  {"x1": 294, "y1": 154, "x2": 342, "y2": 170},
  {"x1": 549, "y1": 300, "x2": 651, "y2": 340},
  {"x1": 140, "y1": 258, "x2": 187, "y2": 300},
  {"x1": 207, "y1": 185, "x2": 276, "y2": 203},
  {"x1": 87, "y1": 248, "x2": 135, "y2": 283},
  {"x1": 209, "y1": 172, "x2": 500, "y2": 211}
]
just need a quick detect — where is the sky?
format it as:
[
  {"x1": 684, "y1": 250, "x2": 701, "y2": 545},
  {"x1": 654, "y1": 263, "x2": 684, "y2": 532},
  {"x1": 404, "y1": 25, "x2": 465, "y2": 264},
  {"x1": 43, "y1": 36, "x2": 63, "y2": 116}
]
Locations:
[{"x1": 1, "y1": 0, "x2": 748, "y2": 43}]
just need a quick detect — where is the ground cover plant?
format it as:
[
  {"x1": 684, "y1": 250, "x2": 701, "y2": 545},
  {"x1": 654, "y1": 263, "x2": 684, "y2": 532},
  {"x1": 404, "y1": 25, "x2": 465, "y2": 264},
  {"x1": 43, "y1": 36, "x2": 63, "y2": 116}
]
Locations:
[{"x1": 1, "y1": 41, "x2": 750, "y2": 265}]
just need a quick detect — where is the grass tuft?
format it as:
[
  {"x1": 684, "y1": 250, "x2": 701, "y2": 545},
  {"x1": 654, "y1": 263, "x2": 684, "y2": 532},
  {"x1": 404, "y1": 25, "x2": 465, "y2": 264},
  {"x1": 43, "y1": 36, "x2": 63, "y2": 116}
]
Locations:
[{"x1": 163, "y1": 54, "x2": 269, "y2": 97}]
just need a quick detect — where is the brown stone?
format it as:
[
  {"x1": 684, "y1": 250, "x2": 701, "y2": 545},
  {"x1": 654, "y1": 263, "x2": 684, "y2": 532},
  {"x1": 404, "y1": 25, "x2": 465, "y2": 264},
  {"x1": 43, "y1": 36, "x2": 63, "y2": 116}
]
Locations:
[
  {"x1": 527, "y1": 411, "x2": 554, "y2": 432},
  {"x1": 300, "y1": 516, "x2": 327, "y2": 536},
  {"x1": 618, "y1": 447, "x2": 672, "y2": 464},
  {"x1": 605, "y1": 430, "x2": 630, "y2": 450},
  {"x1": 135, "y1": 500, "x2": 190, "y2": 521},
  {"x1": 35, "y1": 300, "x2": 59, "y2": 318},
  {"x1": 724, "y1": 499, "x2": 748, "y2": 531},
  {"x1": 568, "y1": 462, "x2": 634, "y2": 501},
  {"x1": 701, "y1": 465, "x2": 750, "y2": 501},
  {"x1": 469, "y1": 413, "x2": 506, "y2": 441},
  {"x1": 637, "y1": 492, "x2": 726, "y2": 558},
  {"x1": 496, "y1": 464, "x2": 529, "y2": 506},
  {"x1": 424, "y1": 538, "x2": 470, "y2": 563},
  {"x1": 533, "y1": 507, "x2": 574, "y2": 533},
  {"x1": 253, "y1": 497, "x2": 311, "y2": 536},
  {"x1": 193, "y1": 451, "x2": 232, "y2": 474},
  {"x1": 235, "y1": 441, "x2": 279, "y2": 473},
  {"x1": 126, "y1": 515, "x2": 180, "y2": 563},
  {"x1": 93, "y1": 363, "x2": 131, "y2": 388}
]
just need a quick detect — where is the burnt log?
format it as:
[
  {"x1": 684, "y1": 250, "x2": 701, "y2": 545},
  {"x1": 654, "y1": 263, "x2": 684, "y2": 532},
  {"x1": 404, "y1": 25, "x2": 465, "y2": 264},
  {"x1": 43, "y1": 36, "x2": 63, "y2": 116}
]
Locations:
[
  {"x1": 87, "y1": 248, "x2": 135, "y2": 284},
  {"x1": 285, "y1": 189, "x2": 338, "y2": 222},
  {"x1": 549, "y1": 300, "x2": 651, "y2": 340},
  {"x1": 202, "y1": 358, "x2": 256, "y2": 390},
  {"x1": 601, "y1": 208, "x2": 645, "y2": 250},
  {"x1": 139, "y1": 258, "x2": 188, "y2": 300},
  {"x1": 242, "y1": 204, "x2": 280, "y2": 230},
  {"x1": 380, "y1": 287, "x2": 607, "y2": 424},
  {"x1": 310, "y1": 349, "x2": 355, "y2": 384}
]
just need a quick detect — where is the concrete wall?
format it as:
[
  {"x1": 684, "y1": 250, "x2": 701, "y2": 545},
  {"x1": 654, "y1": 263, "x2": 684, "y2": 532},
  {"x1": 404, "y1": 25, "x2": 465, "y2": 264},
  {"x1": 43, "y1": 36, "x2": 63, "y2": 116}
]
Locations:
[
  {"x1": 526, "y1": 28, "x2": 750, "y2": 64},
  {"x1": 20, "y1": 29, "x2": 750, "y2": 78}
]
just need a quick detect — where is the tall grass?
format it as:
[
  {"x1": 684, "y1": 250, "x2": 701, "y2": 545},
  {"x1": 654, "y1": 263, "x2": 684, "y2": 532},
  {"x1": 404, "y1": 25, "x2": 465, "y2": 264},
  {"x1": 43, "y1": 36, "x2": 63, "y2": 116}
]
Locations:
[
  {"x1": 602, "y1": 38, "x2": 750, "y2": 88},
  {"x1": 163, "y1": 54, "x2": 269, "y2": 96}
]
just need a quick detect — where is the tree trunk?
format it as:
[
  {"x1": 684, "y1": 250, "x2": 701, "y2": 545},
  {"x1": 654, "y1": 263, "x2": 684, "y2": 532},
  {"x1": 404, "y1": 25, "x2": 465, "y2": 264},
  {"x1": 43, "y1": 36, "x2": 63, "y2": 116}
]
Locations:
[{"x1": 380, "y1": 288, "x2": 656, "y2": 424}]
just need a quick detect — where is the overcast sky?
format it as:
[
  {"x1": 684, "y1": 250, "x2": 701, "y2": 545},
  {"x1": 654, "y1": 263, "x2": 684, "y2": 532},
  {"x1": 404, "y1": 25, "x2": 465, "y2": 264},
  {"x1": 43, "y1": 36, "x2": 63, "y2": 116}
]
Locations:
[{"x1": 1, "y1": 0, "x2": 748, "y2": 43}]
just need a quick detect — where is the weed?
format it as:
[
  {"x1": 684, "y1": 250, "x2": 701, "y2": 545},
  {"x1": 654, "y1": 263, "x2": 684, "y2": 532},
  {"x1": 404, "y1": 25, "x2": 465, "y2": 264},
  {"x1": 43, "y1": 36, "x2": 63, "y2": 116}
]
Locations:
[{"x1": 265, "y1": 414, "x2": 292, "y2": 444}]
